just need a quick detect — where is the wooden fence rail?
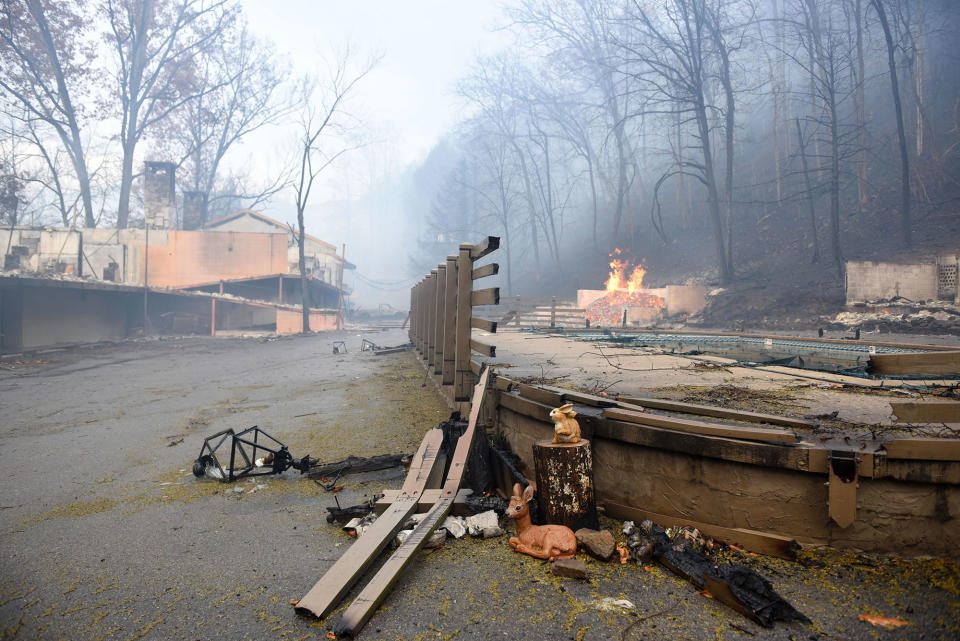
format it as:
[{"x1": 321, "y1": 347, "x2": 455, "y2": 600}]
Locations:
[
  {"x1": 474, "y1": 295, "x2": 586, "y2": 328},
  {"x1": 410, "y1": 237, "x2": 500, "y2": 409}
]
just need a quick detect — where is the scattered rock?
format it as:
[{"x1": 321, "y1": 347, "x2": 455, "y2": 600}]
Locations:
[
  {"x1": 442, "y1": 516, "x2": 467, "y2": 539},
  {"x1": 481, "y1": 526, "x2": 504, "y2": 539},
  {"x1": 426, "y1": 529, "x2": 447, "y2": 548},
  {"x1": 575, "y1": 528, "x2": 616, "y2": 561},
  {"x1": 592, "y1": 597, "x2": 635, "y2": 612},
  {"x1": 551, "y1": 558, "x2": 587, "y2": 580},
  {"x1": 394, "y1": 529, "x2": 412, "y2": 547},
  {"x1": 466, "y1": 510, "x2": 500, "y2": 536}
]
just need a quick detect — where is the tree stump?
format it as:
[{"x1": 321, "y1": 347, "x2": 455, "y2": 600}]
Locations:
[{"x1": 533, "y1": 439, "x2": 598, "y2": 530}]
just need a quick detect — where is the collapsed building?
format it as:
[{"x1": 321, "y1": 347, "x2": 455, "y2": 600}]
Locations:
[{"x1": 0, "y1": 162, "x2": 352, "y2": 354}]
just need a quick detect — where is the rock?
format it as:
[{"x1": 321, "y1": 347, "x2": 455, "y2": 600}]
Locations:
[
  {"x1": 465, "y1": 510, "x2": 499, "y2": 536},
  {"x1": 592, "y1": 597, "x2": 635, "y2": 612},
  {"x1": 442, "y1": 516, "x2": 467, "y2": 539},
  {"x1": 426, "y1": 529, "x2": 447, "y2": 548},
  {"x1": 551, "y1": 558, "x2": 587, "y2": 580},
  {"x1": 481, "y1": 526, "x2": 504, "y2": 539},
  {"x1": 575, "y1": 528, "x2": 616, "y2": 561},
  {"x1": 394, "y1": 529, "x2": 412, "y2": 547}
]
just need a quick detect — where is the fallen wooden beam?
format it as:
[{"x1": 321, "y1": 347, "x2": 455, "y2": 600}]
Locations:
[
  {"x1": 604, "y1": 502, "x2": 800, "y2": 560},
  {"x1": 882, "y1": 438, "x2": 960, "y2": 461},
  {"x1": 373, "y1": 488, "x2": 474, "y2": 515},
  {"x1": 602, "y1": 407, "x2": 799, "y2": 443},
  {"x1": 890, "y1": 400, "x2": 960, "y2": 423},
  {"x1": 294, "y1": 429, "x2": 445, "y2": 619},
  {"x1": 620, "y1": 395, "x2": 815, "y2": 430},
  {"x1": 333, "y1": 367, "x2": 491, "y2": 638},
  {"x1": 867, "y1": 350, "x2": 960, "y2": 376}
]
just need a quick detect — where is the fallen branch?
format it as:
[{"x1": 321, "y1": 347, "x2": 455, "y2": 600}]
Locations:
[{"x1": 305, "y1": 454, "x2": 409, "y2": 481}]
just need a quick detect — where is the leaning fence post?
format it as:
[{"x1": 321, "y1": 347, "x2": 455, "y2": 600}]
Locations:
[
  {"x1": 426, "y1": 270, "x2": 437, "y2": 369},
  {"x1": 454, "y1": 244, "x2": 474, "y2": 402},
  {"x1": 417, "y1": 279, "x2": 425, "y2": 356},
  {"x1": 441, "y1": 255, "x2": 457, "y2": 388},
  {"x1": 408, "y1": 284, "x2": 415, "y2": 343},
  {"x1": 550, "y1": 296, "x2": 556, "y2": 328},
  {"x1": 433, "y1": 263, "x2": 446, "y2": 375}
]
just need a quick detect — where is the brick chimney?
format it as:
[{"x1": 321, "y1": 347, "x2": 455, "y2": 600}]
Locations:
[
  {"x1": 144, "y1": 161, "x2": 176, "y2": 229},
  {"x1": 182, "y1": 190, "x2": 207, "y2": 230}
]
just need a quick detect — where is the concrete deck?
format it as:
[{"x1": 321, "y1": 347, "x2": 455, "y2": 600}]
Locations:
[{"x1": 1, "y1": 330, "x2": 957, "y2": 640}]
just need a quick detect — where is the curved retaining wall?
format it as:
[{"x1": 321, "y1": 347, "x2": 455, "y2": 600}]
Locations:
[{"x1": 494, "y1": 379, "x2": 959, "y2": 557}]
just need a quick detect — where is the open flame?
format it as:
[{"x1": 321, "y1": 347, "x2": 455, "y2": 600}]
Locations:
[
  {"x1": 605, "y1": 258, "x2": 648, "y2": 294},
  {"x1": 587, "y1": 250, "x2": 664, "y2": 326}
]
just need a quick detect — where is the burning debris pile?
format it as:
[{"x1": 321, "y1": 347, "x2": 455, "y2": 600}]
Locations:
[{"x1": 584, "y1": 251, "x2": 665, "y2": 326}]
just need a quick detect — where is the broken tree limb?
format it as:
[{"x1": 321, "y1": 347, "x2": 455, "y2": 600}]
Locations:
[
  {"x1": 294, "y1": 429, "x2": 445, "y2": 620},
  {"x1": 333, "y1": 367, "x2": 491, "y2": 638},
  {"x1": 305, "y1": 454, "x2": 408, "y2": 480}
]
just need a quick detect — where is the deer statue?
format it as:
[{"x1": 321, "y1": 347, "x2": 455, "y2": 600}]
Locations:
[{"x1": 507, "y1": 483, "x2": 577, "y2": 561}]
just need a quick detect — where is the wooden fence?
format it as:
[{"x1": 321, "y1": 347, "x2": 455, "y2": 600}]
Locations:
[
  {"x1": 409, "y1": 237, "x2": 500, "y2": 410},
  {"x1": 474, "y1": 295, "x2": 586, "y2": 329}
]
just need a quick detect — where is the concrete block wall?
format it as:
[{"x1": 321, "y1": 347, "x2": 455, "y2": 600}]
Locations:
[{"x1": 845, "y1": 261, "x2": 939, "y2": 303}]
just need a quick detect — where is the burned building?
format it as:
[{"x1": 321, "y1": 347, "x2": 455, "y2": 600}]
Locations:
[{"x1": 1, "y1": 209, "x2": 350, "y2": 354}]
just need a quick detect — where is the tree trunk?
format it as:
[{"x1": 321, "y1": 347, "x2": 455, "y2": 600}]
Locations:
[
  {"x1": 116, "y1": 138, "x2": 136, "y2": 229},
  {"x1": 25, "y1": 0, "x2": 95, "y2": 227},
  {"x1": 533, "y1": 439, "x2": 598, "y2": 530},
  {"x1": 872, "y1": 0, "x2": 912, "y2": 246},
  {"x1": 855, "y1": 0, "x2": 868, "y2": 210},
  {"x1": 114, "y1": 0, "x2": 150, "y2": 229},
  {"x1": 718, "y1": 42, "x2": 736, "y2": 277},
  {"x1": 694, "y1": 97, "x2": 730, "y2": 284},
  {"x1": 795, "y1": 118, "x2": 820, "y2": 263},
  {"x1": 298, "y1": 209, "x2": 309, "y2": 332},
  {"x1": 827, "y1": 85, "x2": 843, "y2": 274}
]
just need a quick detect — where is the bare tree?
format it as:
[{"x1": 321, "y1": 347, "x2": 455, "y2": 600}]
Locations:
[
  {"x1": 103, "y1": 0, "x2": 234, "y2": 228},
  {"x1": 0, "y1": 0, "x2": 97, "y2": 227},
  {"x1": 168, "y1": 16, "x2": 304, "y2": 225},
  {"x1": 791, "y1": 0, "x2": 858, "y2": 273},
  {"x1": 871, "y1": 0, "x2": 911, "y2": 245},
  {"x1": 619, "y1": 0, "x2": 734, "y2": 283},
  {"x1": 291, "y1": 48, "x2": 377, "y2": 332},
  {"x1": 507, "y1": 0, "x2": 641, "y2": 248}
]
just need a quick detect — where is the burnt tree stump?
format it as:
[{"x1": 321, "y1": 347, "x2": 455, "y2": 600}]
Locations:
[{"x1": 533, "y1": 439, "x2": 598, "y2": 530}]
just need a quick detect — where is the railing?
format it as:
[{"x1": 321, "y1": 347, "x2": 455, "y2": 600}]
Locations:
[
  {"x1": 474, "y1": 295, "x2": 586, "y2": 328},
  {"x1": 409, "y1": 237, "x2": 500, "y2": 407}
]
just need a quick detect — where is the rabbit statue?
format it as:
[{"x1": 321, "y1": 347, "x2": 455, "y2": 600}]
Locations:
[
  {"x1": 507, "y1": 483, "x2": 577, "y2": 561},
  {"x1": 549, "y1": 403, "x2": 581, "y2": 444}
]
